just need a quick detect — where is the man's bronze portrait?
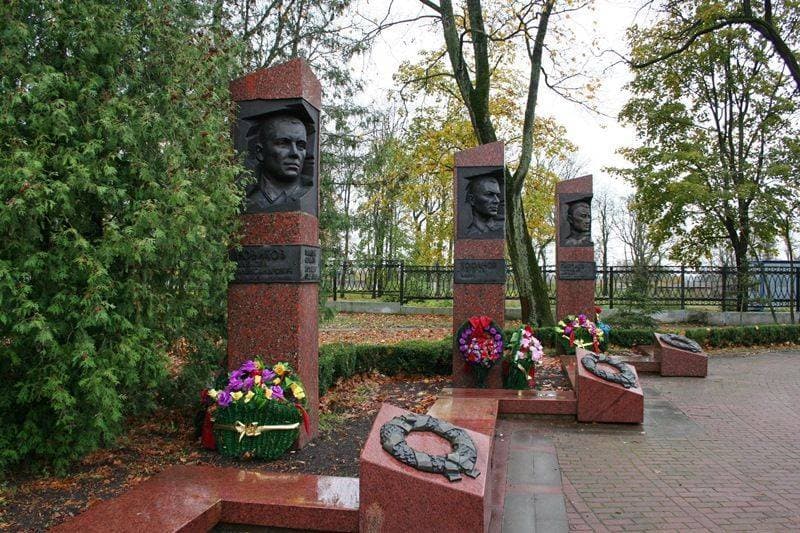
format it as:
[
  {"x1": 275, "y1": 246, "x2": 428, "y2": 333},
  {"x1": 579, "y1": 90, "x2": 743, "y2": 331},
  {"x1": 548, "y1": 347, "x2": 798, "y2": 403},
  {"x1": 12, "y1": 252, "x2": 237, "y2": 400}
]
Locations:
[
  {"x1": 245, "y1": 113, "x2": 313, "y2": 213},
  {"x1": 562, "y1": 198, "x2": 592, "y2": 247},
  {"x1": 465, "y1": 175, "x2": 504, "y2": 237}
]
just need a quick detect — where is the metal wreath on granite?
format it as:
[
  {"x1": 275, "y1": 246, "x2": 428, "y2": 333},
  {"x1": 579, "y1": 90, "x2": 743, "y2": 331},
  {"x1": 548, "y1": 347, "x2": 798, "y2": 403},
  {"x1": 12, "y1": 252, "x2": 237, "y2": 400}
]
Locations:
[
  {"x1": 379, "y1": 413, "x2": 480, "y2": 482},
  {"x1": 580, "y1": 352, "x2": 638, "y2": 389},
  {"x1": 658, "y1": 333, "x2": 703, "y2": 353}
]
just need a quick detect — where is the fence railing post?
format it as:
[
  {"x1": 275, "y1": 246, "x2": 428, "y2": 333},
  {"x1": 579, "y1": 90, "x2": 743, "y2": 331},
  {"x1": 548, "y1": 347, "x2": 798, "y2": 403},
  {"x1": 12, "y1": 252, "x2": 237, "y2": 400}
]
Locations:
[
  {"x1": 721, "y1": 266, "x2": 728, "y2": 312},
  {"x1": 680, "y1": 265, "x2": 686, "y2": 310},
  {"x1": 332, "y1": 265, "x2": 337, "y2": 301},
  {"x1": 795, "y1": 266, "x2": 800, "y2": 313},
  {"x1": 399, "y1": 261, "x2": 405, "y2": 305},
  {"x1": 337, "y1": 261, "x2": 345, "y2": 299},
  {"x1": 609, "y1": 266, "x2": 615, "y2": 309}
]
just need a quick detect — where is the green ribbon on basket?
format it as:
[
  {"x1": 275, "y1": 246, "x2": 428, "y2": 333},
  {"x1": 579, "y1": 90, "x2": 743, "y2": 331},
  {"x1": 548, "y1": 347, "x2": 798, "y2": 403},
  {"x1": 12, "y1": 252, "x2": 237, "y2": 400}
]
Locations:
[{"x1": 215, "y1": 420, "x2": 300, "y2": 442}]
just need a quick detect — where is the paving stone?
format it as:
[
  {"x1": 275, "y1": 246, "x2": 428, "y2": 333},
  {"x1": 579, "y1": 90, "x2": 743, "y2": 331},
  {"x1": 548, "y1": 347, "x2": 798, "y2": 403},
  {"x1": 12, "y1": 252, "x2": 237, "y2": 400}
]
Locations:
[{"x1": 496, "y1": 350, "x2": 800, "y2": 533}]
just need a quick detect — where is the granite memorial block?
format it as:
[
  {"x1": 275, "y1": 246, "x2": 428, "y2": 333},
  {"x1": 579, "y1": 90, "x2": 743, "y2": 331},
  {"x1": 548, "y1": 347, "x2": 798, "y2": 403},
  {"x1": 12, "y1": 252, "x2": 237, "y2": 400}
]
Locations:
[
  {"x1": 575, "y1": 347, "x2": 644, "y2": 424},
  {"x1": 654, "y1": 333, "x2": 708, "y2": 377},
  {"x1": 555, "y1": 175, "x2": 596, "y2": 323},
  {"x1": 452, "y1": 143, "x2": 506, "y2": 389},
  {"x1": 227, "y1": 58, "x2": 322, "y2": 445},
  {"x1": 360, "y1": 404, "x2": 492, "y2": 533}
]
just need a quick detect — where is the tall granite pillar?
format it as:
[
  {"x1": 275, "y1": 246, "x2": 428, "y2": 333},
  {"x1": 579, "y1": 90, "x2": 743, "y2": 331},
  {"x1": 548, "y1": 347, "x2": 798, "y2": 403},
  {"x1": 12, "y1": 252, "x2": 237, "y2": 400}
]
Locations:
[
  {"x1": 227, "y1": 59, "x2": 321, "y2": 445},
  {"x1": 555, "y1": 175, "x2": 595, "y2": 324},
  {"x1": 452, "y1": 142, "x2": 505, "y2": 388}
]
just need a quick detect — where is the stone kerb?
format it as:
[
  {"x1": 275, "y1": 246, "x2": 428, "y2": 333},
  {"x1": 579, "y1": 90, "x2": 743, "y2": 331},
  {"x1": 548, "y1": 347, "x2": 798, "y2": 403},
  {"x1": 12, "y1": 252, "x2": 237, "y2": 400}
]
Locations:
[
  {"x1": 452, "y1": 142, "x2": 506, "y2": 389},
  {"x1": 359, "y1": 403, "x2": 492, "y2": 533},
  {"x1": 227, "y1": 58, "x2": 322, "y2": 445}
]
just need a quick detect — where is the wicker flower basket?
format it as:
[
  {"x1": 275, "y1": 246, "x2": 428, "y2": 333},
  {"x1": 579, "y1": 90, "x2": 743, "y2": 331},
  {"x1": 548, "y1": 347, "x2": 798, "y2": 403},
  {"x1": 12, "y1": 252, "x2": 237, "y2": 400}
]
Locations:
[{"x1": 213, "y1": 399, "x2": 301, "y2": 460}]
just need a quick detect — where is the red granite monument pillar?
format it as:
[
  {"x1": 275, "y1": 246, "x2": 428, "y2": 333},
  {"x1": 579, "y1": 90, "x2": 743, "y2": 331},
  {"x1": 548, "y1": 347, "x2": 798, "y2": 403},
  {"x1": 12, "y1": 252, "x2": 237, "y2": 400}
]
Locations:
[
  {"x1": 555, "y1": 175, "x2": 595, "y2": 324},
  {"x1": 452, "y1": 142, "x2": 505, "y2": 388},
  {"x1": 226, "y1": 59, "x2": 321, "y2": 444}
]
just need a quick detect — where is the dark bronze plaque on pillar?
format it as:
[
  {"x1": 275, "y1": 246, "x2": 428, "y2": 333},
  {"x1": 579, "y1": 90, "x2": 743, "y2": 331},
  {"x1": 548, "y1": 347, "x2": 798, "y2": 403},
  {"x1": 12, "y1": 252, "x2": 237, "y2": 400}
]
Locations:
[
  {"x1": 234, "y1": 99, "x2": 320, "y2": 217},
  {"x1": 230, "y1": 245, "x2": 320, "y2": 283},
  {"x1": 454, "y1": 259, "x2": 506, "y2": 284},
  {"x1": 558, "y1": 261, "x2": 596, "y2": 280},
  {"x1": 455, "y1": 166, "x2": 505, "y2": 240},
  {"x1": 558, "y1": 192, "x2": 593, "y2": 247}
]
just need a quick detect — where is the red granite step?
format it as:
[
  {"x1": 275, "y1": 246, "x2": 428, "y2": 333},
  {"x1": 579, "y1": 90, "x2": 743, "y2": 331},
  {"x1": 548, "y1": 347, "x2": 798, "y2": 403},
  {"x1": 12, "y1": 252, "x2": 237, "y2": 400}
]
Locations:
[
  {"x1": 52, "y1": 465, "x2": 359, "y2": 532},
  {"x1": 438, "y1": 387, "x2": 577, "y2": 416},
  {"x1": 427, "y1": 396, "x2": 500, "y2": 436},
  {"x1": 615, "y1": 353, "x2": 662, "y2": 374},
  {"x1": 632, "y1": 344, "x2": 656, "y2": 358}
]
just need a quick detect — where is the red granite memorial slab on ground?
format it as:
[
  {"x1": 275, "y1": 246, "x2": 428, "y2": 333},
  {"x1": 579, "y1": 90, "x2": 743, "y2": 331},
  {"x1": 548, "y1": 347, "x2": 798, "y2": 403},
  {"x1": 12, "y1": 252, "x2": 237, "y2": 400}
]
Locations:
[
  {"x1": 655, "y1": 333, "x2": 708, "y2": 377},
  {"x1": 359, "y1": 403, "x2": 492, "y2": 533},
  {"x1": 575, "y1": 347, "x2": 644, "y2": 424},
  {"x1": 52, "y1": 465, "x2": 359, "y2": 532}
]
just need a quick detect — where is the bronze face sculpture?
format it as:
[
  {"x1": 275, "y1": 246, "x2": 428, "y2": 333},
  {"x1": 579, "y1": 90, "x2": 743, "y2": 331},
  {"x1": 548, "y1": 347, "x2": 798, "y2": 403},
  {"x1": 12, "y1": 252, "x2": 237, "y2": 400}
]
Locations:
[
  {"x1": 465, "y1": 175, "x2": 503, "y2": 236},
  {"x1": 245, "y1": 114, "x2": 312, "y2": 213},
  {"x1": 563, "y1": 199, "x2": 592, "y2": 247}
]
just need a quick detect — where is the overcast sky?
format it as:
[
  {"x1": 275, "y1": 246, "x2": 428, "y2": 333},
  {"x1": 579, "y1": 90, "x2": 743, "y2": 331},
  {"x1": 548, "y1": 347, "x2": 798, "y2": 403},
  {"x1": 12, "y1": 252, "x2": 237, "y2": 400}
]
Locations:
[
  {"x1": 348, "y1": 0, "x2": 646, "y2": 262},
  {"x1": 352, "y1": 1, "x2": 643, "y2": 191}
]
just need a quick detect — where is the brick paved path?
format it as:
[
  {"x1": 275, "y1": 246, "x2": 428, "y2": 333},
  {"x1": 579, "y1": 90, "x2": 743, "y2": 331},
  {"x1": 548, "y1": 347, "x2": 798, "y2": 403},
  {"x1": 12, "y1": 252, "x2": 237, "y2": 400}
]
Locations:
[{"x1": 497, "y1": 350, "x2": 800, "y2": 532}]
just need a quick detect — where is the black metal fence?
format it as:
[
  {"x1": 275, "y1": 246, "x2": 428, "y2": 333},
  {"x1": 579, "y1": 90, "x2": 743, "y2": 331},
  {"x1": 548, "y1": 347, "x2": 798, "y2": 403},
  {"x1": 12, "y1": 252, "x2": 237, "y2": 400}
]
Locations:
[{"x1": 324, "y1": 261, "x2": 800, "y2": 312}]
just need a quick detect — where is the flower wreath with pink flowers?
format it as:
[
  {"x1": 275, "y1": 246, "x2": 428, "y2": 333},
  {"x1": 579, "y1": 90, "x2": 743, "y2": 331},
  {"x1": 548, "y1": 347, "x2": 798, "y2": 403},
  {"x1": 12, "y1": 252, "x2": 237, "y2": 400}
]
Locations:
[
  {"x1": 504, "y1": 324, "x2": 544, "y2": 390},
  {"x1": 556, "y1": 313, "x2": 605, "y2": 353},
  {"x1": 456, "y1": 315, "x2": 504, "y2": 387}
]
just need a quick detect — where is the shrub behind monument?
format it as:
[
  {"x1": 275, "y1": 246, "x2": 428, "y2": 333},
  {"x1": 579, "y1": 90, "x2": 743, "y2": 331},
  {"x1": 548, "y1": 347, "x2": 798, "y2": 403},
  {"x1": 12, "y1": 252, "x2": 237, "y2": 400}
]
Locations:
[{"x1": 0, "y1": 1, "x2": 241, "y2": 471}]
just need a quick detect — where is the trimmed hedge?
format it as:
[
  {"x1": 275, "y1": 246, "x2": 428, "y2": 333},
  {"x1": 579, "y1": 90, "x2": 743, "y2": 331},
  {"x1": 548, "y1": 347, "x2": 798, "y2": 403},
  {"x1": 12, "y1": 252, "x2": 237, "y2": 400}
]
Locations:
[
  {"x1": 516, "y1": 327, "x2": 653, "y2": 349},
  {"x1": 684, "y1": 324, "x2": 800, "y2": 348},
  {"x1": 318, "y1": 339, "x2": 450, "y2": 396},
  {"x1": 316, "y1": 324, "x2": 800, "y2": 396},
  {"x1": 606, "y1": 328, "x2": 657, "y2": 348}
]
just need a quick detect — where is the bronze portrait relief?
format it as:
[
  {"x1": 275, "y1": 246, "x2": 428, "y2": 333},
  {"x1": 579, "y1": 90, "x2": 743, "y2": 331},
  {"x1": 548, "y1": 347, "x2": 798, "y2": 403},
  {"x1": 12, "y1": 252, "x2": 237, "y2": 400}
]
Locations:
[
  {"x1": 559, "y1": 194, "x2": 593, "y2": 247},
  {"x1": 456, "y1": 167, "x2": 505, "y2": 240},
  {"x1": 234, "y1": 100, "x2": 319, "y2": 216}
]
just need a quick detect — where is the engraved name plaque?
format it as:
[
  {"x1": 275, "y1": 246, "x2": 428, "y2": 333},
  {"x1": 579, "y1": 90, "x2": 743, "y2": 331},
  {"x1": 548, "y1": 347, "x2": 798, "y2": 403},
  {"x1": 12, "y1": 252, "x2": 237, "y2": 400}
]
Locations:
[
  {"x1": 558, "y1": 261, "x2": 596, "y2": 280},
  {"x1": 454, "y1": 259, "x2": 506, "y2": 284},
  {"x1": 230, "y1": 245, "x2": 320, "y2": 283}
]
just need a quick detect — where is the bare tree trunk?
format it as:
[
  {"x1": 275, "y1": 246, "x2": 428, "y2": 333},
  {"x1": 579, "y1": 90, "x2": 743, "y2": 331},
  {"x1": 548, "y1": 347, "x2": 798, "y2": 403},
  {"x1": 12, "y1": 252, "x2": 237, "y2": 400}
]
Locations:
[
  {"x1": 506, "y1": 177, "x2": 552, "y2": 325},
  {"x1": 422, "y1": 0, "x2": 556, "y2": 326}
]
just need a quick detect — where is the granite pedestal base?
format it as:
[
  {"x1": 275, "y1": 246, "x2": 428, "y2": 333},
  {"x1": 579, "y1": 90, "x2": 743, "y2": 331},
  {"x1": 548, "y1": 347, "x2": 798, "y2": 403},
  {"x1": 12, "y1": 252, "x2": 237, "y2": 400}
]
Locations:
[
  {"x1": 227, "y1": 282, "x2": 319, "y2": 445},
  {"x1": 655, "y1": 333, "x2": 708, "y2": 377},
  {"x1": 359, "y1": 403, "x2": 492, "y2": 533},
  {"x1": 575, "y1": 347, "x2": 644, "y2": 424}
]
